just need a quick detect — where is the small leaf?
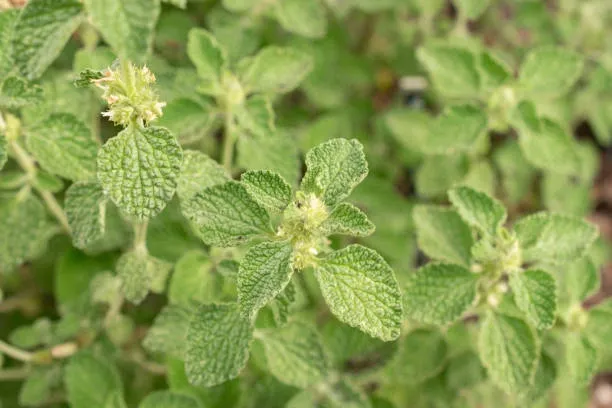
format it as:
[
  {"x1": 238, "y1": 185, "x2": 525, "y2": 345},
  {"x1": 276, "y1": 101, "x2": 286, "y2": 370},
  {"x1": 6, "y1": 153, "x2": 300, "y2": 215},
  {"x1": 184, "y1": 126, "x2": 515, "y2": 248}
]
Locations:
[
  {"x1": 187, "y1": 28, "x2": 226, "y2": 88},
  {"x1": 301, "y1": 138, "x2": 368, "y2": 206},
  {"x1": 509, "y1": 269, "x2": 557, "y2": 329},
  {"x1": 417, "y1": 44, "x2": 480, "y2": 98},
  {"x1": 242, "y1": 46, "x2": 313, "y2": 94},
  {"x1": 403, "y1": 263, "x2": 478, "y2": 325},
  {"x1": 235, "y1": 96, "x2": 275, "y2": 138},
  {"x1": 0, "y1": 76, "x2": 43, "y2": 108},
  {"x1": 177, "y1": 150, "x2": 230, "y2": 202},
  {"x1": 64, "y1": 353, "x2": 123, "y2": 408},
  {"x1": 12, "y1": 0, "x2": 84, "y2": 79},
  {"x1": 513, "y1": 212, "x2": 598, "y2": 264},
  {"x1": 314, "y1": 245, "x2": 402, "y2": 341},
  {"x1": 139, "y1": 391, "x2": 201, "y2": 408},
  {"x1": 143, "y1": 304, "x2": 191, "y2": 358},
  {"x1": 238, "y1": 240, "x2": 294, "y2": 320},
  {"x1": 97, "y1": 126, "x2": 183, "y2": 220},
  {"x1": 274, "y1": 0, "x2": 327, "y2": 39},
  {"x1": 74, "y1": 69, "x2": 103, "y2": 88},
  {"x1": 413, "y1": 205, "x2": 473, "y2": 266},
  {"x1": 26, "y1": 113, "x2": 98, "y2": 181},
  {"x1": 478, "y1": 51, "x2": 512, "y2": 91},
  {"x1": 116, "y1": 251, "x2": 172, "y2": 304},
  {"x1": 241, "y1": 170, "x2": 292, "y2": 212},
  {"x1": 65, "y1": 182, "x2": 107, "y2": 249},
  {"x1": 448, "y1": 185, "x2": 507, "y2": 236},
  {"x1": 519, "y1": 47, "x2": 584, "y2": 98},
  {"x1": 185, "y1": 303, "x2": 253, "y2": 387},
  {"x1": 319, "y1": 203, "x2": 375, "y2": 237},
  {"x1": 421, "y1": 105, "x2": 487, "y2": 155},
  {"x1": 564, "y1": 333, "x2": 597, "y2": 387},
  {"x1": 259, "y1": 322, "x2": 328, "y2": 388},
  {"x1": 181, "y1": 181, "x2": 271, "y2": 247},
  {"x1": 83, "y1": 0, "x2": 160, "y2": 63},
  {"x1": 478, "y1": 312, "x2": 539, "y2": 395}
]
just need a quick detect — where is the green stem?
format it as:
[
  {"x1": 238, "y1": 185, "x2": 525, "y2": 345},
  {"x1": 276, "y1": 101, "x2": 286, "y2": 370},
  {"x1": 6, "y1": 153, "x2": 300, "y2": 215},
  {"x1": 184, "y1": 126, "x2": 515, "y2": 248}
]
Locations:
[
  {"x1": 0, "y1": 366, "x2": 30, "y2": 381},
  {"x1": 9, "y1": 140, "x2": 71, "y2": 234},
  {"x1": 0, "y1": 340, "x2": 33, "y2": 362},
  {"x1": 221, "y1": 107, "x2": 236, "y2": 173},
  {"x1": 133, "y1": 221, "x2": 149, "y2": 254}
]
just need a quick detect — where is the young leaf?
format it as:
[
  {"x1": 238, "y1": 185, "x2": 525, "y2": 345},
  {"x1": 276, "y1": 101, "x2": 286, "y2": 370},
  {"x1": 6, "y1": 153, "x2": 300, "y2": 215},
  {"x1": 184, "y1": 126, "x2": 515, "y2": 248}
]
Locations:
[
  {"x1": 417, "y1": 44, "x2": 480, "y2": 98},
  {"x1": 235, "y1": 96, "x2": 275, "y2": 138},
  {"x1": 64, "y1": 353, "x2": 123, "y2": 408},
  {"x1": 143, "y1": 305, "x2": 191, "y2": 358},
  {"x1": 564, "y1": 334, "x2": 597, "y2": 387},
  {"x1": 177, "y1": 150, "x2": 230, "y2": 202},
  {"x1": 238, "y1": 240, "x2": 294, "y2": 320},
  {"x1": 0, "y1": 195, "x2": 54, "y2": 273},
  {"x1": 413, "y1": 205, "x2": 473, "y2": 266},
  {"x1": 274, "y1": 0, "x2": 327, "y2": 39},
  {"x1": 422, "y1": 105, "x2": 487, "y2": 155},
  {"x1": 386, "y1": 328, "x2": 448, "y2": 385},
  {"x1": 12, "y1": 0, "x2": 84, "y2": 79},
  {"x1": 139, "y1": 391, "x2": 201, "y2": 408},
  {"x1": 478, "y1": 312, "x2": 539, "y2": 395},
  {"x1": 0, "y1": 76, "x2": 43, "y2": 108},
  {"x1": 97, "y1": 126, "x2": 183, "y2": 220},
  {"x1": 187, "y1": 28, "x2": 227, "y2": 89},
  {"x1": 82, "y1": 0, "x2": 160, "y2": 63},
  {"x1": 241, "y1": 170, "x2": 292, "y2": 212},
  {"x1": 448, "y1": 185, "x2": 507, "y2": 236},
  {"x1": 509, "y1": 269, "x2": 557, "y2": 329},
  {"x1": 513, "y1": 212, "x2": 598, "y2": 264},
  {"x1": 319, "y1": 203, "x2": 375, "y2": 237},
  {"x1": 185, "y1": 303, "x2": 253, "y2": 387},
  {"x1": 314, "y1": 245, "x2": 402, "y2": 341},
  {"x1": 116, "y1": 251, "x2": 172, "y2": 304},
  {"x1": 26, "y1": 113, "x2": 98, "y2": 181},
  {"x1": 242, "y1": 46, "x2": 313, "y2": 94},
  {"x1": 181, "y1": 181, "x2": 272, "y2": 247},
  {"x1": 519, "y1": 47, "x2": 584, "y2": 98},
  {"x1": 259, "y1": 322, "x2": 328, "y2": 388},
  {"x1": 403, "y1": 263, "x2": 478, "y2": 325},
  {"x1": 65, "y1": 182, "x2": 107, "y2": 249},
  {"x1": 301, "y1": 138, "x2": 368, "y2": 206}
]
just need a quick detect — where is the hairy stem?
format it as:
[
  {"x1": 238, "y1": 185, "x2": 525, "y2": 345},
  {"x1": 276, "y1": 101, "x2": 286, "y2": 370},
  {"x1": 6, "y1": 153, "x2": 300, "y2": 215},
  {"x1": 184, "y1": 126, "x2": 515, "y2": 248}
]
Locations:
[
  {"x1": 133, "y1": 220, "x2": 149, "y2": 254},
  {"x1": 221, "y1": 107, "x2": 236, "y2": 173},
  {"x1": 0, "y1": 340, "x2": 33, "y2": 362}
]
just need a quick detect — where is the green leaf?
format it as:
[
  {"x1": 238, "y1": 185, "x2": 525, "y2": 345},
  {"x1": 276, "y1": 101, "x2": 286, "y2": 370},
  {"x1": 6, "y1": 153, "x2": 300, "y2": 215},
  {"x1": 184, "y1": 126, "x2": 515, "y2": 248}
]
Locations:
[
  {"x1": 0, "y1": 9, "x2": 17, "y2": 77},
  {"x1": 0, "y1": 76, "x2": 43, "y2": 108},
  {"x1": 259, "y1": 322, "x2": 328, "y2": 388},
  {"x1": 64, "y1": 182, "x2": 107, "y2": 250},
  {"x1": 181, "y1": 181, "x2": 271, "y2": 247},
  {"x1": 0, "y1": 134, "x2": 6, "y2": 170},
  {"x1": 74, "y1": 68, "x2": 104, "y2": 88},
  {"x1": 417, "y1": 44, "x2": 480, "y2": 98},
  {"x1": 413, "y1": 205, "x2": 473, "y2": 266},
  {"x1": 386, "y1": 328, "x2": 448, "y2": 385},
  {"x1": 187, "y1": 28, "x2": 226, "y2": 89},
  {"x1": 493, "y1": 139, "x2": 536, "y2": 204},
  {"x1": 116, "y1": 251, "x2": 172, "y2": 304},
  {"x1": 65, "y1": 353, "x2": 123, "y2": 408},
  {"x1": 585, "y1": 300, "x2": 612, "y2": 351},
  {"x1": 416, "y1": 154, "x2": 468, "y2": 198},
  {"x1": 139, "y1": 391, "x2": 201, "y2": 408},
  {"x1": 446, "y1": 351, "x2": 486, "y2": 390},
  {"x1": 403, "y1": 263, "x2": 478, "y2": 325},
  {"x1": 509, "y1": 269, "x2": 557, "y2": 329},
  {"x1": 55, "y1": 249, "x2": 111, "y2": 307},
  {"x1": 270, "y1": 281, "x2": 297, "y2": 326},
  {"x1": 564, "y1": 334, "x2": 597, "y2": 386},
  {"x1": 169, "y1": 251, "x2": 222, "y2": 306},
  {"x1": 422, "y1": 105, "x2": 487, "y2": 155},
  {"x1": 26, "y1": 113, "x2": 97, "y2": 181},
  {"x1": 222, "y1": 0, "x2": 259, "y2": 12},
  {"x1": 12, "y1": 0, "x2": 83, "y2": 79},
  {"x1": 156, "y1": 98, "x2": 217, "y2": 145},
  {"x1": 235, "y1": 96, "x2": 275, "y2": 138},
  {"x1": 562, "y1": 258, "x2": 600, "y2": 303},
  {"x1": 0, "y1": 194, "x2": 54, "y2": 273},
  {"x1": 19, "y1": 368, "x2": 55, "y2": 406},
  {"x1": 97, "y1": 126, "x2": 183, "y2": 220},
  {"x1": 314, "y1": 245, "x2": 402, "y2": 341},
  {"x1": 477, "y1": 51, "x2": 512, "y2": 91},
  {"x1": 448, "y1": 185, "x2": 507, "y2": 236},
  {"x1": 82, "y1": 0, "x2": 160, "y2": 63},
  {"x1": 242, "y1": 46, "x2": 313, "y2": 94},
  {"x1": 274, "y1": 0, "x2": 327, "y2": 39},
  {"x1": 519, "y1": 47, "x2": 584, "y2": 99},
  {"x1": 513, "y1": 212, "x2": 598, "y2": 264},
  {"x1": 478, "y1": 312, "x2": 539, "y2": 395},
  {"x1": 519, "y1": 352, "x2": 557, "y2": 403},
  {"x1": 455, "y1": 0, "x2": 490, "y2": 19},
  {"x1": 177, "y1": 150, "x2": 229, "y2": 202},
  {"x1": 238, "y1": 240, "x2": 294, "y2": 320},
  {"x1": 241, "y1": 170, "x2": 292, "y2": 212},
  {"x1": 143, "y1": 304, "x2": 191, "y2": 358},
  {"x1": 319, "y1": 203, "x2": 375, "y2": 237},
  {"x1": 301, "y1": 138, "x2": 368, "y2": 206},
  {"x1": 185, "y1": 303, "x2": 253, "y2": 387},
  {"x1": 237, "y1": 132, "x2": 300, "y2": 185}
]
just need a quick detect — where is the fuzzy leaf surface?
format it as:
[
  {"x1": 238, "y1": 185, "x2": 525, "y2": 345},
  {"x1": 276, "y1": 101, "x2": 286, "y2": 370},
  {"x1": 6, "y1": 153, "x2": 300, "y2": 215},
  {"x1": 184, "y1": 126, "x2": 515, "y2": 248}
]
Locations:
[
  {"x1": 448, "y1": 185, "x2": 507, "y2": 236},
  {"x1": 519, "y1": 47, "x2": 584, "y2": 98},
  {"x1": 187, "y1": 28, "x2": 226, "y2": 87},
  {"x1": 143, "y1": 304, "x2": 191, "y2": 358},
  {"x1": 242, "y1": 46, "x2": 313, "y2": 94},
  {"x1": 64, "y1": 182, "x2": 107, "y2": 249},
  {"x1": 177, "y1": 150, "x2": 229, "y2": 202},
  {"x1": 319, "y1": 203, "x2": 375, "y2": 237},
  {"x1": 241, "y1": 170, "x2": 292, "y2": 212},
  {"x1": 417, "y1": 44, "x2": 480, "y2": 98},
  {"x1": 509, "y1": 269, "x2": 557, "y2": 329}
]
